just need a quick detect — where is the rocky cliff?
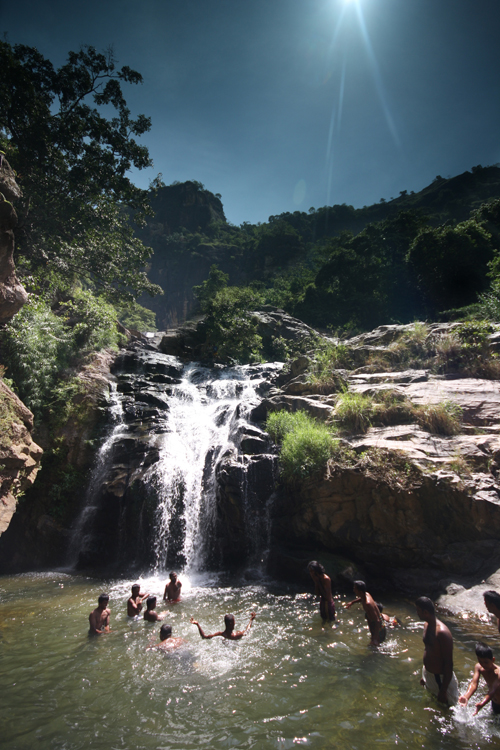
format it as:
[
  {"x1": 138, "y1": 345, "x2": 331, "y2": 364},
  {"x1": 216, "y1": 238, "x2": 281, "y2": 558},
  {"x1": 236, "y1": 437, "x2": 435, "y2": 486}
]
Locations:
[{"x1": 0, "y1": 157, "x2": 28, "y2": 321}]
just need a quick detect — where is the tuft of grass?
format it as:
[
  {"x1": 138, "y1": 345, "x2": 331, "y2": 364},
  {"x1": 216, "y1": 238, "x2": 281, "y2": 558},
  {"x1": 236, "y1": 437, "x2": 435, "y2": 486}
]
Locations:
[
  {"x1": 266, "y1": 409, "x2": 339, "y2": 483},
  {"x1": 416, "y1": 400, "x2": 462, "y2": 435},
  {"x1": 334, "y1": 392, "x2": 375, "y2": 433},
  {"x1": 307, "y1": 341, "x2": 353, "y2": 390},
  {"x1": 371, "y1": 389, "x2": 417, "y2": 426}
]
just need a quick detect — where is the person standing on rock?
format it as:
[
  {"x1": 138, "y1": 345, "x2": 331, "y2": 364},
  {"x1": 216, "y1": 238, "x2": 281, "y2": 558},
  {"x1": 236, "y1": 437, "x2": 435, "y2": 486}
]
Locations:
[
  {"x1": 163, "y1": 572, "x2": 182, "y2": 603},
  {"x1": 415, "y1": 596, "x2": 458, "y2": 705},
  {"x1": 308, "y1": 561, "x2": 336, "y2": 623},
  {"x1": 483, "y1": 590, "x2": 500, "y2": 634},
  {"x1": 89, "y1": 593, "x2": 111, "y2": 635},
  {"x1": 346, "y1": 581, "x2": 385, "y2": 646}
]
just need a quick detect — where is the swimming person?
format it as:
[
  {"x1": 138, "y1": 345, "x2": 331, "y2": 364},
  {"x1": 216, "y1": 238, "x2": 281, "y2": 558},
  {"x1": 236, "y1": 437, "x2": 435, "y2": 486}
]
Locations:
[
  {"x1": 144, "y1": 596, "x2": 164, "y2": 623},
  {"x1": 483, "y1": 590, "x2": 500, "y2": 634},
  {"x1": 346, "y1": 581, "x2": 386, "y2": 646},
  {"x1": 308, "y1": 560, "x2": 336, "y2": 623},
  {"x1": 163, "y1": 572, "x2": 182, "y2": 603},
  {"x1": 377, "y1": 603, "x2": 401, "y2": 627},
  {"x1": 459, "y1": 642, "x2": 500, "y2": 715},
  {"x1": 127, "y1": 584, "x2": 149, "y2": 617},
  {"x1": 147, "y1": 623, "x2": 187, "y2": 652},
  {"x1": 415, "y1": 596, "x2": 458, "y2": 705},
  {"x1": 190, "y1": 612, "x2": 256, "y2": 640},
  {"x1": 89, "y1": 593, "x2": 111, "y2": 635}
]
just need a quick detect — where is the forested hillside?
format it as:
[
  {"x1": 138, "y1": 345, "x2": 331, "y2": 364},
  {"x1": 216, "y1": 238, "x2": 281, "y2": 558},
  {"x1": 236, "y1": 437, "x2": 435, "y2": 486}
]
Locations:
[{"x1": 137, "y1": 167, "x2": 500, "y2": 333}]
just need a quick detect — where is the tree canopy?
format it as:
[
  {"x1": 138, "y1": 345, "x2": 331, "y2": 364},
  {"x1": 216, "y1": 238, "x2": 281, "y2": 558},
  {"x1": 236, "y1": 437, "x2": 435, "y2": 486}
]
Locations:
[{"x1": 0, "y1": 40, "x2": 161, "y2": 301}]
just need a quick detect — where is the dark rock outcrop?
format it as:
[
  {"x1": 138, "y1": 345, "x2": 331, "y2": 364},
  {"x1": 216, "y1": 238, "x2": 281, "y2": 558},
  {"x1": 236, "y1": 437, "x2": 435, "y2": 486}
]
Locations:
[{"x1": 0, "y1": 158, "x2": 28, "y2": 321}]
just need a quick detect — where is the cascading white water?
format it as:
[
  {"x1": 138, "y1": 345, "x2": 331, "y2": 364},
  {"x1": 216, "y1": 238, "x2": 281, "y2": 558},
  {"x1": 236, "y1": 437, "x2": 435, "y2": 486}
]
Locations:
[
  {"x1": 150, "y1": 363, "x2": 269, "y2": 572},
  {"x1": 66, "y1": 382, "x2": 126, "y2": 566}
]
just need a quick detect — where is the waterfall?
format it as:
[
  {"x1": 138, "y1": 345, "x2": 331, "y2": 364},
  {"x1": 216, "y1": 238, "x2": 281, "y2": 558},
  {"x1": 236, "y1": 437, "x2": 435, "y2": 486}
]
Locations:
[
  {"x1": 68, "y1": 344, "x2": 281, "y2": 575},
  {"x1": 150, "y1": 363, "x2": 276, "y2": 573}
]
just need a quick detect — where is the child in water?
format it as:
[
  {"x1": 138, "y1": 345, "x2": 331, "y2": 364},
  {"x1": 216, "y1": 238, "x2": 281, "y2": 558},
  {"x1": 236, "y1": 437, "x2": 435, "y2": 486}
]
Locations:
[
  {"x1": 308, "y1": 561, "x2": 336, "y2": 623},
  {"x1": 459, "y1": 642, "x2": 500, "y2": 715}
]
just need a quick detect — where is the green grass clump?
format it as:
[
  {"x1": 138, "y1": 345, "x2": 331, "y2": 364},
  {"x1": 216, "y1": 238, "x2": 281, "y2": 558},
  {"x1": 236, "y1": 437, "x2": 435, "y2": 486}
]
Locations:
[
  {"x1": 266, "y1": 409, "x2": 339, "y2": 483},
  {"x1": 334, "y1": 392, "x2": 375, "y2": 433},
  {"x1": 416, "y1": 400, "x2": 462, "y2": 435},
  {"x1": 307, "y1": 341, "x2": 353, "y2": 388}
]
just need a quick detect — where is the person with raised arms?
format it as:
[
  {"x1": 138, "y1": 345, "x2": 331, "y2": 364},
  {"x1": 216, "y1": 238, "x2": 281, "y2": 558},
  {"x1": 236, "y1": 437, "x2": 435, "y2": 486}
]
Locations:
[{"x1": 190, "y1": 612, "x2": 256, "y2": 640}]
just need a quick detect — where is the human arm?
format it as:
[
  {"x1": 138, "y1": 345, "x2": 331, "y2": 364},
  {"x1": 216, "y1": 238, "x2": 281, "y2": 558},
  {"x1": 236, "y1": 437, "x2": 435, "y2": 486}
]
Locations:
[
  {"x1": 190, "y1": 616, "x2": 220, "y2": 639},
  {"x1": 345, "y1": 598, "x2": 362, "y2": 609},
  {"x1": 459, "y1": 665, "x2": 481, "y2": 706},
  {"x1": 474, "y1": 695, "x2": 491, "y2": 715}
]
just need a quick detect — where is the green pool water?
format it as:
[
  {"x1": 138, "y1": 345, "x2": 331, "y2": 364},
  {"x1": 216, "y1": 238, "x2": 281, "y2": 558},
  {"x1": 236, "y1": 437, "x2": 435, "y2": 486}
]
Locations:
[{"x1": 1, "y1": 571, "x2": 499, "y2": 749}]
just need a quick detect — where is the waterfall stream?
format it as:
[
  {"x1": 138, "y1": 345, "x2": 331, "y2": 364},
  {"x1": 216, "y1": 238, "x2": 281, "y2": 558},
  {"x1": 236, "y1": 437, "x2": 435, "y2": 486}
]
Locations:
[{"x1": 69, "y1": 345, "x2": 281, "y2": 575}]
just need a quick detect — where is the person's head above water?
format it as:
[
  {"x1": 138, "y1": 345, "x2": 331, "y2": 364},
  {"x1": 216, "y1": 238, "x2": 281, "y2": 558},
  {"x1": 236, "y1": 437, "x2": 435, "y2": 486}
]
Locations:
[
  {"x1": 98, "y1": 593, "x2": 109, "y2": 606},
  {"x1": 170, "y1": 572, "x2": 178, "y2": 582},
  {"x1": 146, "y1": 596, "x2": 157, "y2": 611},
  {"x1": 224, "y1": 614, "x2": 235, "y2": 632},
  {"x1": 160, "y1": 624, "x2": 172, "y2": 640},
  {"x1": 483, "y1": 590, "x2": 500, "y2": 611},
  {"x1": 132, "y1": 584, "x2": 140, "y2": 594},
  {"x1": 353, "y1": 580, "x2": 367, "y2": 594},
  {"x1": 475, "y1": 641, "x2": 494, "y2": 662},
  {"x1": 308, "y1": 561, "x2": 325, "y2": 576},
  {"x1": 415, "y1": 596, "x2": 435, "y2": 617}
]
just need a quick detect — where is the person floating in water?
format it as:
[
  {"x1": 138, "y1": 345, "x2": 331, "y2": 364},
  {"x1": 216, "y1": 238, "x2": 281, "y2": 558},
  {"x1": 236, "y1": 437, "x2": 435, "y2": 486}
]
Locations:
[
  {"x1": 127, "y1": 584, "x2": 149, "y2": 617},
  {"x1": 377, "y1": 603, "x2": 401, "y2": 627},
  {"x1": 147, "y1": 623, "x2": 187, "y2": 652},
  {"x1": 459, "y1": 642, "x2": 500, "y2": 715},
  {"x1": 163, "y1": 572, "x2": 182, "y2": 603},
  {"x1": 89, "y1": 593, "x2": 111, "y2": 635},
  {"x1": 346, "y1": 581, "x2": 386, "y2": 646},
  {"x1": 308, "y1": 560, "x2": 336, "y2": 623},
  {"x1": 415, "y1": 596, "x2": 458, "y2": 705},
  {"x1": 190, "y1": 612, "x2": 256, "y2": 640},
  {"x1": 483, "y1": 590, "x2": 500, "y2": 634},
  {"x1": 144, "y1": 596, "x2": 164, "y2": 623}
]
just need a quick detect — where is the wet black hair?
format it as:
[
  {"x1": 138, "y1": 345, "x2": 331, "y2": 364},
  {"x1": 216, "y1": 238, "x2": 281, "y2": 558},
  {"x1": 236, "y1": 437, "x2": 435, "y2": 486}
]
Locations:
[
  {"x1": 353, "y1": 581, "x2": 367, "y2": 593},
  {"x1": 224, "y1": 614, "x2": 235, "y2": 630},
  {"x1": 146, "y1": 596, "x2": 156, "y2": 610},
  {"x1": 308, "y1": 561, "x2": 325, "y2": 575},
  {"x1": 484, "y1": 590, "x2": 500, "y2": 609},
  {"x1": 169, "y1": 572, "x2": 177, "y2": 580},
  {"x1": 160, "y1": 624, "x2": 172, "y2": 640},
  {"x1": 132, "y1": 583, "x2": 140, "y2": 591},
  {"x1": 476, "y1": 642, "x2": 494, "y2": 660},
  {"x1": 415, "y1": 596, "x2": 435, "y2": 614},
  {"x1": 98, "y1": 593, "x2": 109, "y2": 605}
]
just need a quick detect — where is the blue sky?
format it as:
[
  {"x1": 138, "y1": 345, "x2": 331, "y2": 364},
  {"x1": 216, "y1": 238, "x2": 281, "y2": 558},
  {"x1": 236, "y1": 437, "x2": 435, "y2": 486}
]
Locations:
[{"x1": 2, "y1": 0, "x2": 500, "y2": 225}]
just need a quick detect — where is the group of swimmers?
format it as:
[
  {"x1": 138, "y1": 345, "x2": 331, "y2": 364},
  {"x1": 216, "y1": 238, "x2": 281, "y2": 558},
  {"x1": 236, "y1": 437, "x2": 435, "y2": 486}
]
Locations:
[
  {"x1": 88, "y1": 561, "x2": 500, "y2": 715},
  {"x1": 308, "y1": 560, "x2": 500, "y2": 714}
]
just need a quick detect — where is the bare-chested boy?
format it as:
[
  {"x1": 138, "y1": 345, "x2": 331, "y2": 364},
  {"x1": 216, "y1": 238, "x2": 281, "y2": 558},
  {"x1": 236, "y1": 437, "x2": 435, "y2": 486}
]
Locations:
[
  {"x1": 483, "y1": 590, "x2": 500, "y2": 634},
  {"x1": 346, "y1": 581, "x2": 386, "y2": 646},
  {"x1": 415, "y1": 596, "x2": 458, "y2": 705},
  {"x1": 163, "y1": 572, "x2": 182, "y2": 603},
  {"x1": 127, "y1": 584, "x2": 149, "y2": 617},
  {"x1": 147, "y1": 623, "x2": 187, "y2": 652},
  {"x1": 89, "y1": 593, "x2": 111, "y2": 635},
  {"x1": 459, "y1": 642, "x2": 500, "y2": 715},
  {"x1": 144, "y1": 596, "x2": 164, "y2": 622},
  {"x1": 308, "y1": 561, "x2": 336, "y2": 622},
  {"x1": 190, "y1": 612, "x2": 256, "y2": 640}
]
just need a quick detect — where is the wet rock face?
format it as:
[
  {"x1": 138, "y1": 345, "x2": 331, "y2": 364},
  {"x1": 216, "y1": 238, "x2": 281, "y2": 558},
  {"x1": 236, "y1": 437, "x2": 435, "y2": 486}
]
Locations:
[
  {"x1": 0, "y1": 380, "x2": 43, "y2": 535},
  {"x1": 0, "y1": 173, "x2": 28, "y2": 321}
]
